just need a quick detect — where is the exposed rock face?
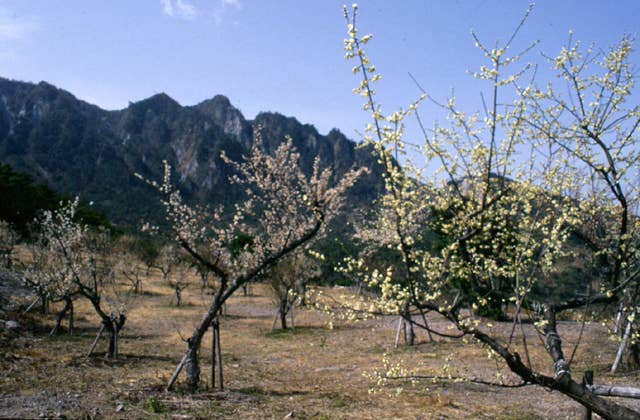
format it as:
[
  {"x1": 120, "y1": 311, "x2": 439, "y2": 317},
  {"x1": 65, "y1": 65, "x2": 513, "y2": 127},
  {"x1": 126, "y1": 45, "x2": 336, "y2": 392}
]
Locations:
[{"x1": 0, "y1": 77, "x2": 383, "y2": 226}]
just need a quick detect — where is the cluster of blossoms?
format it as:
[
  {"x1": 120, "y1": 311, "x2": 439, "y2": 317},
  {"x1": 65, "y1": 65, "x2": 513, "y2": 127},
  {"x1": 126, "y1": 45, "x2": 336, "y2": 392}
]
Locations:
[
  {"x1": 335, "y1": 4, "x2": 578, "y2": 332},
  {"x1": 138, "y1": 130, "x2": 366, "y2": 283},
  {"x1": 22, "y1": 198, "x2": 85, "y2": 305},
  {"x1": 362, "y1": 352, "x2": 414, "y2": 396}
]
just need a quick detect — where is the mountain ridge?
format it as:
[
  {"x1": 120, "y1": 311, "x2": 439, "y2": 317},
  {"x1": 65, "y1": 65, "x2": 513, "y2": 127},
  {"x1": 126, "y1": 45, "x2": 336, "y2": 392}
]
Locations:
[{"x1": 0, "y1": 77, "x2": 383, "y2": 228}]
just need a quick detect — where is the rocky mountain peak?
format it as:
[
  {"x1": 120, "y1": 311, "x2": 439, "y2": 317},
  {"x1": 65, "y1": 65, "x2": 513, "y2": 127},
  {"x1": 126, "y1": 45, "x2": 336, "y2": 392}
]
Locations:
[
  {"x1": 128, "y1": 92, "x2": 180, "y2": 116},
  {"x1": 195, "y1": 94, "x2": 246, "y2": 140},
  {"x1": 0, "y1": 78, "x2": 384, "y2": 226}
]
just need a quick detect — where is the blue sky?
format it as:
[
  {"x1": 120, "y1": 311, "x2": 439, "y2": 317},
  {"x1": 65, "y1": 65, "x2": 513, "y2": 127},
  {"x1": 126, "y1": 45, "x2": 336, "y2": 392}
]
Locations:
[{"x1": 1, "y1": 0, "x2": 639, "y2": 141}]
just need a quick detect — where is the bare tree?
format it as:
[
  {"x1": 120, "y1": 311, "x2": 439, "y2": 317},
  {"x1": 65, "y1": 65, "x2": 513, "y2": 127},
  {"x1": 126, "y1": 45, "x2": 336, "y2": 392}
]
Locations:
[
  {"x1": 267, "y1": 250, "x2": 319, "y2": 330},
  {"x1": 154, "y1": 244, "x2": 191, "y2": 306},
  {"x1": 192, "y1": 258, "x2": 211, "y2": 290},
  {"x1": 133, "y1": 235, "x2": 161, "y2": 276},
  {"x1": 115, "y1": 236, "x2": 147, "y2": 295}
]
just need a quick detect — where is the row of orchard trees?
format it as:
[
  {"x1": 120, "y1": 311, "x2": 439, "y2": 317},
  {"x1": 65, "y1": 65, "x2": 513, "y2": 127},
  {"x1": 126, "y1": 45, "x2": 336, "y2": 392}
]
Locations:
[
  {"x1": 2, "y1": 195, "x2": 317, "y2": 358},
  {"x1": 19, "y1": 199, "x2": 129, "y2": 357},
  {"x1": 322, "y1": 4, "x2": 639, "y2": 419}
]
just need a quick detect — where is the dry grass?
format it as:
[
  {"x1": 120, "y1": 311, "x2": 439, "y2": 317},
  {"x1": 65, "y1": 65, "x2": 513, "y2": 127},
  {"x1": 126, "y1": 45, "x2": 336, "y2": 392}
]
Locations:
[{"x1": 2, "y1": 268, "x2": 640, "y2": 419}]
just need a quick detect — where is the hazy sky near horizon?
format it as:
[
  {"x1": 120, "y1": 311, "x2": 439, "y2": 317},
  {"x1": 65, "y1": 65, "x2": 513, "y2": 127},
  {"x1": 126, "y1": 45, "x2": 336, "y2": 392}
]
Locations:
[{"x1": 1, "y1": 0, "x2": 639, "y2": 141}]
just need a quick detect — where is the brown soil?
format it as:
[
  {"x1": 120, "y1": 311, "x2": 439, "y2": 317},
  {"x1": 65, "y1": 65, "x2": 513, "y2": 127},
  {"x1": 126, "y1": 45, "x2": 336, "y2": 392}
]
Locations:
[{"x1": 1, "y1": 268, "x2": 640, "y2": 419}]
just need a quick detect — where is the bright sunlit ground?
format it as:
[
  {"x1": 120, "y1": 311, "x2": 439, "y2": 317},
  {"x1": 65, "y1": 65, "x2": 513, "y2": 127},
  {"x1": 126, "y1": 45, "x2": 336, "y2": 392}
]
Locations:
[{"x1": 2, "y1": 265, "x2": 640, "y2": 419}]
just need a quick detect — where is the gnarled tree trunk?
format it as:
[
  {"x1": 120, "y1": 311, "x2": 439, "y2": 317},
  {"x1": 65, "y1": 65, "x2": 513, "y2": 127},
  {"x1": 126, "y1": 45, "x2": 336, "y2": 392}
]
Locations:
[
  {"x1": 182, "y1": 301, "x2": 223, "y2": 390},
  {"x1": 50, "y1": 297, "x2": 74, "y2": 336},
  {"x1": 279, "y1": 298, "x2": 289, "y2": 329},
  {"x1": 104, "y1": 315, "x2": 126, "y2": 358}
]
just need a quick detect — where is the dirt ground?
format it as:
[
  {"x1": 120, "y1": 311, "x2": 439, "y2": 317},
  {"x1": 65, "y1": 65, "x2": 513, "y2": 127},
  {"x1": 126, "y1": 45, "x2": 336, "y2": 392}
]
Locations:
[{"x1": 2, "y1": 268, "x2": 640, "y2": 419}]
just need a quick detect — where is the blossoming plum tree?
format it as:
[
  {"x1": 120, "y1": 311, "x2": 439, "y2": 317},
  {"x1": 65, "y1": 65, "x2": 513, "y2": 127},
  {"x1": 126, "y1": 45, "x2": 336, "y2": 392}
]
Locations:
[
  {"x1": 22, "y1": 211, "x2": 78, "y2": 330},
  {"x1": 22, "y1": 199, "x2": 132, "y2": 357},
  {"x1": 340, "y1": 4, "x2": 640, "y2": 418},
  {"x1": 140, "y1": 130, "x2": 366, "y2": 390},
  {"x1": 524, "y1": 34, "x2": 640, "y2": 374}
]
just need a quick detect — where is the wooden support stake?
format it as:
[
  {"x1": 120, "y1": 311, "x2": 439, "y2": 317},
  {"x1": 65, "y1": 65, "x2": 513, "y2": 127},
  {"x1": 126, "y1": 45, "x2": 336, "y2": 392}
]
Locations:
[
  {"x1": 214, "y1": 317, "x2": 223, "y2": 390},
  {"x1": 612, "y1": 321, "x2": 632, "y2": 374},
  {"x1": 87, "y1": 324, "x2": 105, "y2": 357},
  {"x1": 290, "y1": 303, "x2": 295, "y2": 330},
  {"x1": 394, "y1": 317, "x2": 403, "y2": 348},
  {"x1": 22, "y1": 296, "x2": 40, "y2": 315},
  {"x1": 167, "y1": 352, "x2": 188, "y2": 391},
  {"x1": 582, "y1": 370, "x2": 593, "y2": 420},
  {"x1": 211, "y1": 319, "x2": 216, "y2": 389},
  {"x1": 614, "y1": 303, "x2": 624, "y2": 334},
  {"x1": 403, "y1": 316, "x2": 408, "y2": 344}
]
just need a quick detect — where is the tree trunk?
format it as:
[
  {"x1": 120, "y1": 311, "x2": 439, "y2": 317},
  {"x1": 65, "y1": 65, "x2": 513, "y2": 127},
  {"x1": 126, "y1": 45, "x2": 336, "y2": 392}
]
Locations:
[
  {"x1": 183, "y1": 304, "x2": 221, "y2": 390},
  {"x1": 184, "y1": 339, "x2": 201, "y2": 390},
  {"x1": 626, "y1": 341, "x2": 640, "y2": 370},
  {"x1": 50, "y1": 298, "x2": 73, "y2": 336},
  {"x1": 68, "y1": 300, "x2": 74, "y2": 336},
  {"x1": 40, "y1": 296, "x2": 49, "y2": 315},
  {"x1": 279, "y1": 299, "x2": 288, "y2": 330},
  {"x1": 175, "y1": 287, "x2": 182, "y2": 306},
  {"x1": 470, "y1": 327, "x2": 640, "y2": 419},
  {"x1": 107, "y1": 325, "x2": 117, "y2": 358},
  {"x1": 104, "y1": 315, "x2": 126, "y2": 358},
  {"x1": 200, "y1": 272, "x2": 208, "y2": 289},
  {"x1": 404, "y1": 314, "x2": 415, "y2": 345},
  {"x1": 543, "y1": 308, "x2": 569, "y2": 381},
  {"x1": 213, "y1": 317, "x2": 223, "y2": 390},
  {"x1": 300, "y1": 283, "x2": 308, "y2": 306}
]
